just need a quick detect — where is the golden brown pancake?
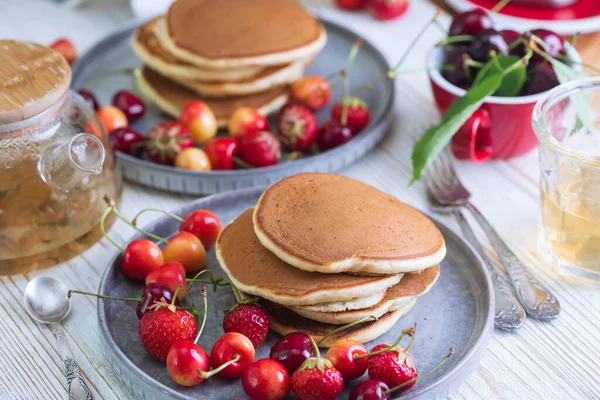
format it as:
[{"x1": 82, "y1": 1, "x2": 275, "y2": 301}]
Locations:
[
  {"x1": 135, "y1": 67, "x2": 289, "y2": 126},
  {"x1": 216, "y1": 208, "x2": 402, "y2": 306},
  {"x1": 254, "y1": 173, "x2": 446, "y2": 275},
  {"x1": 264, "y1": 300, "x2": 415, "y2": 347},
  {"x1": 167, "y1": 0, "x2": 322, "y2": 58},
  {"x1": 290, "y1": 266, "x2": 440, "y2": 324}
]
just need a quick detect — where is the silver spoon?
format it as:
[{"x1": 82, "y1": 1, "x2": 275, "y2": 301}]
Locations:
[{"x1": 24, "y1": 277, "x2": 94, "y2": 400}]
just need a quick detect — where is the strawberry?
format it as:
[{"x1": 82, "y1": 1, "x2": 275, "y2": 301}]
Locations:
[
  {"x1": 49, "y1": 38, "x2": 77, "y2": 65},
  {"x1": 237, "y1": 130, "x2": 281, "y2": 168},
  {"x1": 277, "y1": 104, "x2": 318, "y2": 151},
  {"x1": 331, "y1": 96, "x2": 371, "y2": 134},
  {"x1": 145, "y1": 121, "x2": 193, "y2": 165},
  {"x1": 291, "y1": 339, "x2": 344, "y2": 400},
  {"x1": 138, "y1": 302, "x2": 197, "y2": 363},
  {"x1": 367, "y1": 344, "x2": 417, "y2": 391},
  {"x1": 222, "y1": 304, "x2": 269, "y2": 349}
]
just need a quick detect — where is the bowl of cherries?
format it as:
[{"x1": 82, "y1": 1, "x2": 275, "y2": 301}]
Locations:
[{"x1": 428, "y1": 8, "x2": 582, "y2": 162}]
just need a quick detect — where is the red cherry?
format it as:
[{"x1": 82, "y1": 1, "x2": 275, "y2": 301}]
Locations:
[
  {"x1": 179, "y1": 209, "x2": 222, "y2": 249},
  {"x1": 325, "y1": 340, "x2": 369, "y2": 381},
  {"x1": 97, "y1": 106, "x2": 128, "y2": 134},
  {"x1": 112, "y1": 90, "x2": 146, "y2": 122},
  {"x1": 109, "y1": 127, "x2": 145, "y2": 157},
  {"x1": 179, "y1": 101, "x2": 217, "y2": 144},
  {"x1": 229, "y1": 107, "x2": 270, "y2": 139},
  {"x1": 203, "y1": 137, "x2": 239, "y2": 170},
  {"x1": 49, "y1": 38, "x2": 77, "y2": 65},
  {"x1": 349, "y1": 379, "x2": 391, "y2": 400},
  {"x1": 335, "y1": 0, "x2": 369, "y2": 10},
  {"x1": 270, "y1": 332, "x2": 314, "y2": 374},
  {"x1": 369, "y1": 0, "x2": 408, "y2": 21},
  {"x1": 317, "y1": 120, "x2": 353, "y2": 151},
  {"x1": 145, "y1": 261, "x2": 188, "y2": 300},
  {"x1": 449, "y1": 9, "x2": 494, "y2": 37},
  {"x1": 290, "y1": 76, "x2": 331, "y2": 110},
  {"x1": 242, "y1": 359, "x2": 291, "y2": 400},
  {"x1": 330, "y1": 97, "x2": 371, "y2": 134},
  {"x1": 238, "y1": 131, "x2": 281, "y2": 168},
  {"x1": 163, "y1": 232, "x2": 206, "y2": 273},
  {"x1": 500, "y1": 29, "x2": 526, "y2": 57},
  {"x1": 210, "y1": 332, "x2": 255, "y2": 378},
  {"x1": 469, "y1": 29, "x2": 509, "y2": 62},
  {"x1": 122, "y1": 239, "x2": 164, "y2": 280},
  {"x1": 167, "y1": 339, "x2": 210, "y2": 386},
  {"x1": 77, "y1": 89, "x2": 99, "y2": 111},
  {"x1": 529, "y1": 28, "x2": 565, "y2": 64},
  {"x1": 136, "y1": 283, "x2": 178, "y2": 319}
]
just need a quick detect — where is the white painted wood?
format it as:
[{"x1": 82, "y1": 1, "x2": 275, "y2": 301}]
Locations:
[{"x1": 1, "y1": 0, "x2": 599, "y2": 399}]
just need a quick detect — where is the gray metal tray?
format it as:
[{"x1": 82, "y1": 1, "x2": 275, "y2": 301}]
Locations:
[
  {"x1": 98, "y1": 187, "x2": 494, "y2": 399},
  {"x1": 72, "y1": 18, "x2": 395, "y2": 195}
]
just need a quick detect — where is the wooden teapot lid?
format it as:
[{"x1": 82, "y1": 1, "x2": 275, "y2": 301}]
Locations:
[{"x1": 0, "y1": 40, "x2": 71, "y2": 124}]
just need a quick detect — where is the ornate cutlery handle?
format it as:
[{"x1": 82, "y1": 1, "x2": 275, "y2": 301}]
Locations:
[
  {"x1": 454, "y1": 210, "x2": 526, "y2": 331},
  {"x1": 465, "y1": 203, "x2": 560, "y2": 320},
  {"x1": 49, "y1": 323, "x2": 94, "y2": 400}
]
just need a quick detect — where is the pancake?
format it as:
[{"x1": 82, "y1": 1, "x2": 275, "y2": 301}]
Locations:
[
  {"x1": 157, "y1": 0, "x2": 327, "y2": 68},
  {"x1": 253, "y1": 173, "x2": 446, "y2": 275},
  {"x1": 132, "y1": 18, "x2": 266, "y2": 82},
  {"x1": 293, "y1": 291, "x2": 386, "y2": 313},
  {"x1": 170, "y1": 60, "x2": 305, "y2": 98},
  {"x1": 264, "y1": 300, "x2": 415, "y2": 347},
  {"x1": 289, "y1": 265, "x2": 439, "y2": 324},
  {"x1": 216, "y1": 208, "x2": 402, "y2": 306},
  {"x1": 134, "y1": 68, "x2": 288, "y2": 126}
]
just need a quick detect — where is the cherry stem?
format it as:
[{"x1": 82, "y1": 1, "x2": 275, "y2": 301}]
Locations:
[
  {"x1": 131, "y1": 208, "x2": 186, "y2": 227},
  {"x1": 383, "y1": 348, "x2": 456, "y2": 395},
  {"x1": 220, "y1": 276, "x2": 243, "y2": 304},
  {"x1": 193, "y1": 286, "x2": 208, "y2": 344},
  {"x1": 309, "y1": 336, "x2": 321, "y2": 359},
  {"x1": 388, "y1": 9, "x2": 442, "y2": 79},
  {"x1": 403, "y1": 323, "x2": 418, "y2": 353},
  {"x1": 197, "y1": 355, "x2": 241, "y2": 379},
  {"x1": 100, "y1": 206, "x2": 124, "y2": 252},
  {"x1": 491, "y1": 0, "x2": 511, "y2": 13},
  {"x1": 355, "y1": 323, "x2": 416, "y2": 360},
  {"x1": 569, "y1": 32, "x2": 580, "y2": 47},
  {"x1": 171, "y1": 286, "x2": 181, "y2": 306},
  {"x1": 341, "y1": 39, "x2": 363, "y2": 126},
  {"x1": 68, "y1": 289, "x2": 142, "y2": 302},
  {"x1": 352, "y1": 83, "x2": 372, "y2": 97},
  {"x1": 232, "y1": 156, "x2": 253, "y2": 169},
  {"x1": 316, "y1": 316, "x2": 376, "y2": 346},
  {"x1": 187, "y1": 269, "x2": 225, "y2": 292},
  {"x1": 88, "y1": 68, "x2": 136, "y2": 90},
  {"x1": 103, "y1": 195, "x2": 168, "y2": 244},
  {"x1": 436, "y1": 35, "x2": 475, "y2": 47}
]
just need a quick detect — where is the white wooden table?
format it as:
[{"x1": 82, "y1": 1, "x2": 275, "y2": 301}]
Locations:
[{"x1": 2, "y1": 0, "x2": 599, "y2": 399}]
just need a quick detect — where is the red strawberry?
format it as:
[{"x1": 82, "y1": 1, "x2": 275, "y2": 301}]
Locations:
[
  {"x1": 223, "y1": 304, "x2": 269, "y2": 348},
  {"x1": 291, "y1": 356, "x2": 344, "y2": 400},
  {"x1": 331, "y1": 96, "x2": 371, "y2": 134},
  {"x1": 277, "y1": 104, "x2": 318, "y2": 151},
  {"x1": 49, "y1": 38, "x2": 77, "y2": 65},
  {"x1": 145, "y1": 121, "x2": 193, "y2": 165},
  {"x1": 367, "y1": 344, "x2": 417, "y2": 391},
  {"x1": 138, "y1": 303, "x2": 197, "y2": 363},
  {"x1": 237, "y1": 130, "x2": 281, "y2": 167}
]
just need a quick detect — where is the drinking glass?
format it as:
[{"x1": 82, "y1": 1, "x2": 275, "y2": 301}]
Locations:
[{"x1": 533, "y1": 77, "x2": 600, "y2": 280}]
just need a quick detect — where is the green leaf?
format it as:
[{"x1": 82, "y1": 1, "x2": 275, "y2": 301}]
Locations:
[
  {"x1": 411, "y1": 72, "x2": 503, "y2": 183},
  {"x1": 473, "y1": 55, "x2": 527, "y2": 97},
  {"x1": 550, "y1": 59, "x2": 594, "y2": 135}
]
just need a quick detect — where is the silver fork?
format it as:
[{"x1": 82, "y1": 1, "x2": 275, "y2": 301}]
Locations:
[{"x1": 423, "y1": 146, "x2": 560, "y2": 322}]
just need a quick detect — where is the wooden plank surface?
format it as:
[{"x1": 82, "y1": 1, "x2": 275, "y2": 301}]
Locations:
[{"x1": 1, "y1": 0, "x2": 600, "y2": 399}]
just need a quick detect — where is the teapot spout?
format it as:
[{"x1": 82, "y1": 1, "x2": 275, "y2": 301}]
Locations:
[{"x1": 38, "y1": 133, "x2": 105, "y2": 191}]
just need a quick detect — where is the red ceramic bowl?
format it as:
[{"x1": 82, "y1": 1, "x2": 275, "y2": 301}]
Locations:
[{"x1": 428, "y1": 44, "x2": 581, "y2": 162}]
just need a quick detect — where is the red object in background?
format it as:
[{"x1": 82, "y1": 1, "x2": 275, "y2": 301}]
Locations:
[
  {"x1": 466, "y1": 0, "x2": 600, "y2": 21},
  {"x1": 335, "y1": 0, "x2": 369, "y2": 10},
  {"x1": 49, "y1": 38, "x2": 77, "y2": 65},
  {"x1": 369, "y1": 0, "x2": 409, "y2": 20}
]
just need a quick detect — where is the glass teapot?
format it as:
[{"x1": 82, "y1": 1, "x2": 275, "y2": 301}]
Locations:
[{"x1": 0, "y1": 40, "x2": 122, "y2": 261}]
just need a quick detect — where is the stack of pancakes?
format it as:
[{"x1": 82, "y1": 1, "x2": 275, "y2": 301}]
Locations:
[
  {"x1": 216, "y1": 173, "x2": 446, "y2": 346},
  {"x1": 132, "y1": 0, "x2": 327, "y2": 126}
]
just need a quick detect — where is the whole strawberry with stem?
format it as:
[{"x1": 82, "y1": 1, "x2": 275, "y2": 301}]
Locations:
[
  {"x1": 145, "y1": 121, "x2": 193, "y2": 165},
  {"x1": 350, "y1": 348, "x2": 456, "y2": 399},
  {"x1": 237, "y1": 130, "x2": 281, "y2": 168},
  {"x1": 138, "y1": 288, "x2": 198, "y2": 363},
  {"x1": 367, "y1": 324, "x2": 418, "y2": 389},
  {"x1": 222, "y1": 279, "x2": 269, "y2": 348},
  {"x1": 291, "y1": 337, "x2": 344, "y2": 400},
  {"x1": 277, "y1": 103, "x2": 318, "y2": 152}
]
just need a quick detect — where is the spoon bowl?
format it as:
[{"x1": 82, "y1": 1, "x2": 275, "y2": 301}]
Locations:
[{"x1": 24, "y1": 276, "x2": 71, "y2": 324}]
